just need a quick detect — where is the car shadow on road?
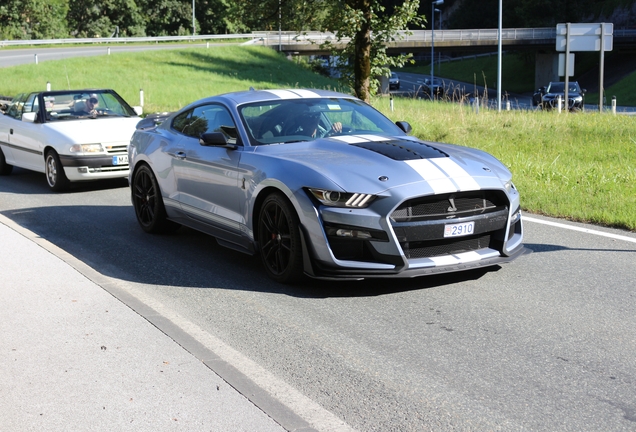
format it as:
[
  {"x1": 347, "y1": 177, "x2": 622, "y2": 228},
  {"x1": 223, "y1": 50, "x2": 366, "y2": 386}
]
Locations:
[{"x1": 0, "y1": 167, "x2": 128, "y2": 194}]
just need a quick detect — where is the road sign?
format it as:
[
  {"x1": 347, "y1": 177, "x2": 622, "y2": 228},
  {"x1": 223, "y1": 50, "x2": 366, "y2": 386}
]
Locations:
[
  {"x1": 556, "y1": 23, "x2": 613, "y2": 52},
  {"x1": 558, "y1": 53, "x2": 575, "y2": 77}
]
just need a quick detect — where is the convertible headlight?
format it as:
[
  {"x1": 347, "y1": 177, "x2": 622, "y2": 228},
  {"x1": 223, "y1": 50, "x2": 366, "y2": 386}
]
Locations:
[
  {"x1": 307, "y1": 188, "x2": 376, "y2": 208},
  {"x1": 70, "y1": 143, "x2": 104, "y2": 153}
]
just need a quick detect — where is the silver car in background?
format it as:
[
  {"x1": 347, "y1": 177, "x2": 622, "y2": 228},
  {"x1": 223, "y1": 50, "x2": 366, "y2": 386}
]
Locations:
[{"x1": 129, "y1": 89, "x2": 524, "y2": 283}]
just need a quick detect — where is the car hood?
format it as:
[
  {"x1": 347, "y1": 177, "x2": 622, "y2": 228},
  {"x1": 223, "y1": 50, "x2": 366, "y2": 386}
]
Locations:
[
  {"x1": 254, "y1": 135, "x2": 511, "y2": 194},
  {"x1": 44, "y1": 117, "x2": 140, "y2": 144}
]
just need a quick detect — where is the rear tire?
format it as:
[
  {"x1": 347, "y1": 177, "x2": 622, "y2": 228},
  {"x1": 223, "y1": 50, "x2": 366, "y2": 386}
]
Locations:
[
  {"x1": 0, "y1": 148, "x2": 13, "y2": 175},
  {"x1": 45, "y1": 150, "x2": 70, "y2": 191},
  {"x1": 131, "y1": 164, "x2": 180, "y2": 233},
  {"x1": 258, "y1": 192, "x2": 304, "y2": 284}
]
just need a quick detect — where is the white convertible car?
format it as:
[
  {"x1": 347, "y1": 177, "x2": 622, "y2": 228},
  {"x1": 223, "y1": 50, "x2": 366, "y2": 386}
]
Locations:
[{"x1": 0, "y1": 89, "x2": 142, "y2": 191}]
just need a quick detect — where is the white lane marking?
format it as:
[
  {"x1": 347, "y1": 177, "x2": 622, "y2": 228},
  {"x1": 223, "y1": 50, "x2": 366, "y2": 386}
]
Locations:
[
  {"x1": 405, "y1": 159, "x2": 457, "y2": 193},
  {"x1": 524, "y1": 216, "x2": 636, "y2": 244}
]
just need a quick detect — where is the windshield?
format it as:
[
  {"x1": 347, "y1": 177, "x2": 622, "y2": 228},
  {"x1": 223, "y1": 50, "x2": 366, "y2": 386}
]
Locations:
[
  {"x1": 41, "y1": 91, "x2": 137, "y2": 121},
  {"x1": 239, "y1": 97, "x2": 405, "y2": 145},
  {"x1": 547, "y1": 82, "x2": 580, "y2": 93}
]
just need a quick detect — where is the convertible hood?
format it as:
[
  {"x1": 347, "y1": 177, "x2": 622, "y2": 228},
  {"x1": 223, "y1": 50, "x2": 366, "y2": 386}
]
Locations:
[
  {"x1": 44, "y1": 117, "x2": 140, "y2": 144},
  {"x1": 258, "y1": 135, "x2": 509, "y2": 194}
]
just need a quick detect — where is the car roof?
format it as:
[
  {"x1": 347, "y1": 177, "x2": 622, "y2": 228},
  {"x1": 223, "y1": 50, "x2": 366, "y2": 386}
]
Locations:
[{"x1": 186, "y1": 88, "x2": 355, "y2": 108}]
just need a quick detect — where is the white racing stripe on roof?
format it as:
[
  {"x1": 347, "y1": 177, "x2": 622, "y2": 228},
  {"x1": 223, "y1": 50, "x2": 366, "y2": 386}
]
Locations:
[
  {"x1": 263, "y1": 90, "x2": 303, "y2": 99},
  {"x1": 263, "y1": 89, "x2": 323, "y2": 99},
  {"x1": 405, "y1": 159, "x2": 457, "y2": 194},
  {"x1": 431, "y1": 158, "x2": 481, "y2": 191},
  {"x1": 289, "y1": 89, "x2": 323, "y2": 98}
]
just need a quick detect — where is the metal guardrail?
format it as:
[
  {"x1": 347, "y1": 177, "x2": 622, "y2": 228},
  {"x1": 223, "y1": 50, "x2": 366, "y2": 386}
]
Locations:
[
  {"x1": 0, "y1": 33, "x2": 256, "y2": 47},
  {"x1": 3, "y1": 28, "x2": 636, "y2": 48}
]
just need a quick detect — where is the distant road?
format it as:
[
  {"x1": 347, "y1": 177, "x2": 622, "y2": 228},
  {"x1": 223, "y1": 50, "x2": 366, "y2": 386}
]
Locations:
[{"x1": 0, "y1": 43, "x2": 232, "y2": 68}]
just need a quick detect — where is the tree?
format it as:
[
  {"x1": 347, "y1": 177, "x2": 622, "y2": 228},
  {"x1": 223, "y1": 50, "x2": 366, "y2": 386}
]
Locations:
[
  {"x1": 67, "y1": 0, "x2": 145, "y2": 37},
  {"x1": 323, "y1": 0, "x2": 424, "y2": 102},
  {"x1": 0, "y1": 0, "x2": 69, "y2": 40}
]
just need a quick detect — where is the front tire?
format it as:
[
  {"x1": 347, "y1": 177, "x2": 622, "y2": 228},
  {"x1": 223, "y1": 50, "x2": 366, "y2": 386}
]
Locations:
[
  {"x1": 45, "y1": 150, "x2": 70, "y2": 191},
  {"x1": 0, "y1": 148, "x2": 13, "y2": 175},
  {"x1": 131, "y1": 164, "x2": 180, "y2": 233},
  {"x1": 258, "y1": 193, "x2": 304, "y2": 284}
]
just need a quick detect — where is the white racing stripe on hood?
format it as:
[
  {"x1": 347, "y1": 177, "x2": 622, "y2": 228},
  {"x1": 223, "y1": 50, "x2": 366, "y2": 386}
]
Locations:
[
  {"x1": 430, "y1": 158, "x2": 481, "y2": 191},
  {"x1": 331, "y1": 134, "x2": 390, "y2": 144},
  {"x1": 405, "y1": 159, "x2": 457, "y2": 194}
]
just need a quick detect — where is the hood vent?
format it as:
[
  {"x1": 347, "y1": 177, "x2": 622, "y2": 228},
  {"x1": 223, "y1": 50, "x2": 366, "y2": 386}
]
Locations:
[{"x1": 350, "y1": 139, "x2": 448, "y2": 161}]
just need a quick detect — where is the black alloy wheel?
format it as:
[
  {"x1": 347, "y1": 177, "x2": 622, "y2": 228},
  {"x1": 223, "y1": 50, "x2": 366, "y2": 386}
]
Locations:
[
  {"x1": 45, "y1": 150, "x2": 70, "y2": 191},
  {"x1": 258, "y1": 192, "x2": 304, "y2": 284},
  {"x1": 131, "y1": 164, "x2": 180, "y2": 233}
]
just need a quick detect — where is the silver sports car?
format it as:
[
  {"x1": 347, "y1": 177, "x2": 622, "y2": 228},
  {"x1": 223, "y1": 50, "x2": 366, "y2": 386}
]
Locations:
[{"x1": 129, "y1": 89, "x2": 524, "y2": 283}]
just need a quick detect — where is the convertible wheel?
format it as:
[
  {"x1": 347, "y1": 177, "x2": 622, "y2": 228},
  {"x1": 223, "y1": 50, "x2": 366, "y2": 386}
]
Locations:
[
  {"x1": 0, "y1": 148, "x2": 13, "y2": 175},
  {"x1": 258, "y1": 193, "x2": 304, "y2": 284},
  {"x1": 45, "y1": 150, "x2": 70, "y2": 191},
  {"x1": 132, "y1": 165, "x2": 180, "y2": 234}
]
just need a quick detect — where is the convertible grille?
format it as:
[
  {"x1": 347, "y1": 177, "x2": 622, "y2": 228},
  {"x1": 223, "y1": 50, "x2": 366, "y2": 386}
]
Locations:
[{"x1": 104, "y1": 144, "x2": 128, "y2": 155}]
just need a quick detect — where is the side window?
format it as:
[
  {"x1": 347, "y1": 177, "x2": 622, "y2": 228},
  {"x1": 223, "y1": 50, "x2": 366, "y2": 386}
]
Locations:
[
  {"x1": 23, "y1": 94, "x2": 38, "y2": 114},
  {"x1": 172, "y1": 105, "x2": 236, "y2": 140},
  {"x1": 6, "y1": 93, "x2": 28, "y2": 120}
]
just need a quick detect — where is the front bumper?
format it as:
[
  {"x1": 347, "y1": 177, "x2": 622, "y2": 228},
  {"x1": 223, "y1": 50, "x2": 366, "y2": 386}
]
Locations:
[
  {"x1": 60, "y1": 153, "x2": 129, "y2": 181},
  {"x1": 300, "y1": 188, "x2": 524, "y2": 280}
]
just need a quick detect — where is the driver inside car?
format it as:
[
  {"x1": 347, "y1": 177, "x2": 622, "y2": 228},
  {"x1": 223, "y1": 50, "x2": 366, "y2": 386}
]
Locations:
[
  {"x1": 72, "y1": 94, "x2": 100, "y2": 117},
  {"x1": 293, "y1": 114, "x2": 343, "y2": 138}
]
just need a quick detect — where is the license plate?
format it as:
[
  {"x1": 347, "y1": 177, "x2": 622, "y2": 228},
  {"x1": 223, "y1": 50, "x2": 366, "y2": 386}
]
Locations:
[
  {"x1": 444, "y1": 221, "x2": 475, "y2": 238},
  {"x1": 112, "y1": 155, "x2": 128, "y2": 165}
]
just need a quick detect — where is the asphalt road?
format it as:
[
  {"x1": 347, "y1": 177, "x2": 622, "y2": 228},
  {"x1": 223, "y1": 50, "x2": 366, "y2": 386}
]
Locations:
[{"x1": 1, "y1": 169, "x2": 635, "y2": 431}]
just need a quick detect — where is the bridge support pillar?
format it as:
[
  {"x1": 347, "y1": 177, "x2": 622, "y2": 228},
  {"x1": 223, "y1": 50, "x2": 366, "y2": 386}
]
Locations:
[{"x1": 535, "y1": 52, "x2": 560, "y2": 90}]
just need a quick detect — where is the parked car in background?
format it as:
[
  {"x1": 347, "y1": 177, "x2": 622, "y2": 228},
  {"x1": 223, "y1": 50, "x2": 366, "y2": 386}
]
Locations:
[
  {"x1": 0, "y1": 89, "x2": 142, "y2": 191},
  {"x1": 129, "y1": 88, "x2": 524, "y2": 284},
  {"x1": 418, "y1": 78, "x2": 445, "y2": 99},
  {"x1": 533, "y1": 81, "x2": 586, "y2": 111},
  {"x1": 389, "y1": 72, "x2": 400, "y2": 90}
]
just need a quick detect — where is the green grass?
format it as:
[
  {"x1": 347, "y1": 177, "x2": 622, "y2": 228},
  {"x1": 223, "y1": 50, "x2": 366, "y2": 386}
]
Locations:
[
  {"x1": 1, "y1": 46, "x2": 634, "y2": 231},
  {"x1": 1, "y1": 46, "x2": 344, "y2": 112}
]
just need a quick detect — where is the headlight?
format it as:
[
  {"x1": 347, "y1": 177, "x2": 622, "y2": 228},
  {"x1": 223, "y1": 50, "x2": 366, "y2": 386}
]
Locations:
[
  {"x1": 307, "y1": 188, "x2": 376, "y2": 208},
  {"x1": 70, "y1": 143, "x2": 104, "y2": 153},
  {"x1": 503, "y1": 180, "x2": 516, "y2": 193}
]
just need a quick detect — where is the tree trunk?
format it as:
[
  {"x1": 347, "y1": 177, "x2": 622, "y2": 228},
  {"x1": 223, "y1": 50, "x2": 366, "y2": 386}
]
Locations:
[{"x1": 353, "y1": 0, "x2": 372, "y2": 102}]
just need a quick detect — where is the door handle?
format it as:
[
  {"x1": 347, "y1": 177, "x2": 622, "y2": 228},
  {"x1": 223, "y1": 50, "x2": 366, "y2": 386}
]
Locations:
[{"x1": 175, "y1": 151, "x2": 186, "y2": 159}]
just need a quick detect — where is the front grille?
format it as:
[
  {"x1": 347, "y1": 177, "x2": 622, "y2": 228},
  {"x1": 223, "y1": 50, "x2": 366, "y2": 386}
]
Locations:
[
  {"x1": 104, "y1": 144, "x2": 128, "y2": 155},
  {"x1": 403, "y1": 234, "x2": 491, "y2": 259},
  {"x1": 392, "y1": 191, "x2": 505, "y2": 222},
  {"x1": 391, "y1": 190, "x2": 509, "y2": 260}
]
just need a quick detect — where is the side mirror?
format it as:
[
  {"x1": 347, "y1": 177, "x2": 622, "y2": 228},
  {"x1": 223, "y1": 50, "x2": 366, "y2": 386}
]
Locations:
[
  {"x1": 22, "y1": 112, "x2": 37, "y2": 123},
  {"x1": 396, "y1": 121, "x2": 412, "y2": 134},
  {"x1": 581, "y1": 89, "x2": 587, "y2": 95},
  {"x1": 199, "y1": 132, "x2": 237, "y2": 149}
]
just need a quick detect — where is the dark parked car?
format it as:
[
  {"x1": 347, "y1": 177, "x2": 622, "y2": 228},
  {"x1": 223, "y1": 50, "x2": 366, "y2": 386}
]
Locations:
[
  {"x1": 533, "y1": 81, "x2": 586, "y2": 111},
  {"x1": 389, "y1": 72, "x2": 400, "y2": 90},
  {"x1": 418, "y1": 78, "x2": 445, "y2": 100}
]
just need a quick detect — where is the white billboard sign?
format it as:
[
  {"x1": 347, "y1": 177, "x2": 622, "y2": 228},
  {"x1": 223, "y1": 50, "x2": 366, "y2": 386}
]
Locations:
[{"x1": 556, "y1": 23, "x2": 613, "y2": 52}]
